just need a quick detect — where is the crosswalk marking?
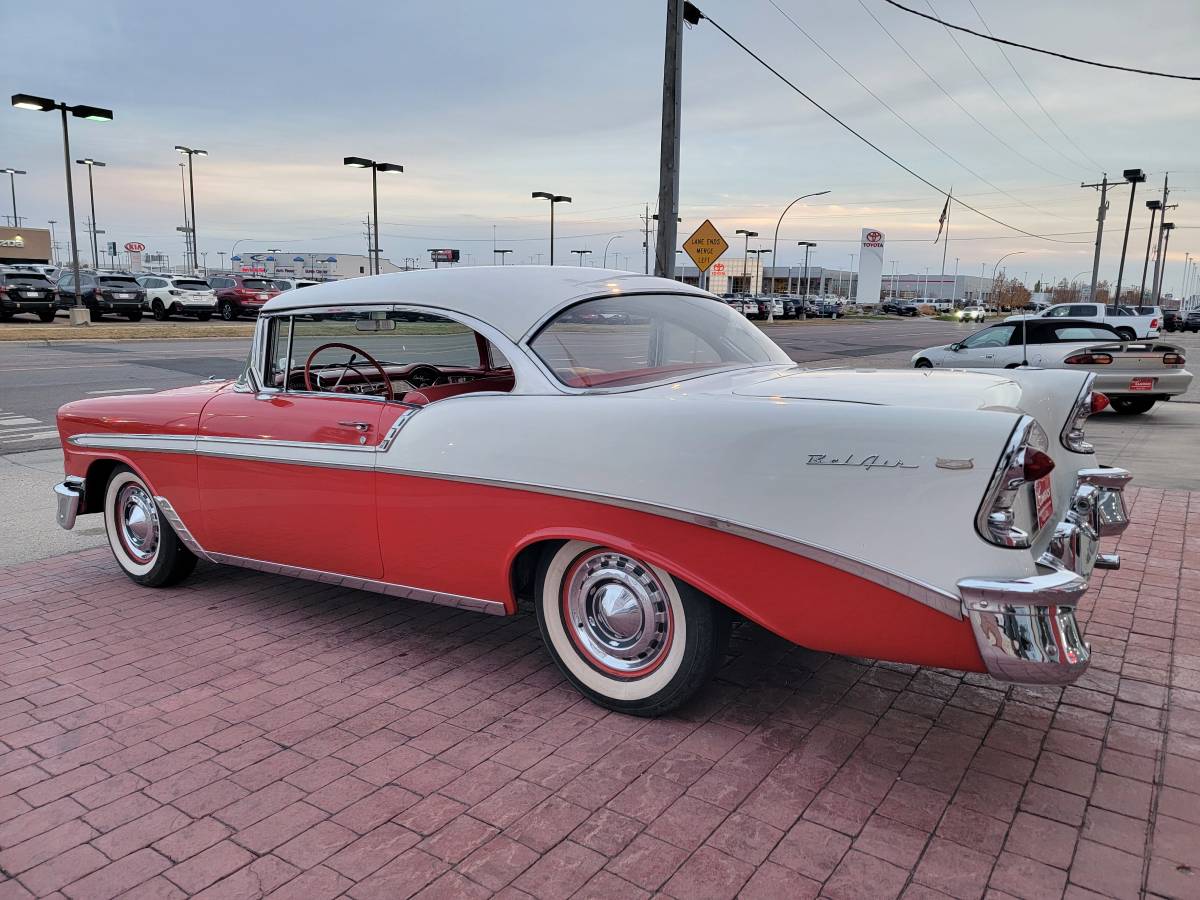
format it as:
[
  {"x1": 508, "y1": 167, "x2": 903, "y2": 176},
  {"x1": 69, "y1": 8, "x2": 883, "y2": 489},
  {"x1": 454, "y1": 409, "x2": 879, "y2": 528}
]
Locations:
[{"x1": 0, "y1": 407, "x2": 58, "y2": 450}]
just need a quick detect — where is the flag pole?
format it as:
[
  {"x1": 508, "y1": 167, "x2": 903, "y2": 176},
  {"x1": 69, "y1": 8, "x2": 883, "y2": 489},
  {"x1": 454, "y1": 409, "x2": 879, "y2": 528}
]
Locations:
[{"x1": 939, "y1": 189, "x2": 952, "y2": 303}]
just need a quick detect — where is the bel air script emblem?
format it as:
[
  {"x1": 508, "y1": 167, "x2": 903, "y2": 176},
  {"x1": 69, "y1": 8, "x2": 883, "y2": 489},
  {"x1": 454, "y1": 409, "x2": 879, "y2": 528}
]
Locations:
[{"x1": 806, "y1": 453, "x2": 918, "y2": 470}]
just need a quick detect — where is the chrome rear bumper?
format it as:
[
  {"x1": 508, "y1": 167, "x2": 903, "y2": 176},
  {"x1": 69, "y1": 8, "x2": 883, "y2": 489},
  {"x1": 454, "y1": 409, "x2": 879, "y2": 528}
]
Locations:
[
  {"x1": 54, "y1": 478, "x2": 85, "y2": 530},
  {"x1": 959, "y1": 466, "x2": 1130, "y2": 685}
]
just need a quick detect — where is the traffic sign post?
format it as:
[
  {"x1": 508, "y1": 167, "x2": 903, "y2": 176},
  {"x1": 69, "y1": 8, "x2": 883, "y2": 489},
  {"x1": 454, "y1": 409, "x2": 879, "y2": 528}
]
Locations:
[{"x1": 682, "y1": 219, "x2": 728, "y2": 291}]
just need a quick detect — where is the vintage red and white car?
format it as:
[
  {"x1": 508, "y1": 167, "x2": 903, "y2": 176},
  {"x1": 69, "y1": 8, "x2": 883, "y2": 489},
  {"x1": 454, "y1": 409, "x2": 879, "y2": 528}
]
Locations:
[{"x1": 55, "y1": 267, "x2": 1131, "y2": 715}]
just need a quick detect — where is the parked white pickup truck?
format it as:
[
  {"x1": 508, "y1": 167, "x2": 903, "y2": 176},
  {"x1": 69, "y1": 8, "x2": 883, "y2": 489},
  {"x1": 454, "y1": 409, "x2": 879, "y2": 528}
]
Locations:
[{"x1": 1005, "y1": 303, "x2": 1160, "y2": 340}]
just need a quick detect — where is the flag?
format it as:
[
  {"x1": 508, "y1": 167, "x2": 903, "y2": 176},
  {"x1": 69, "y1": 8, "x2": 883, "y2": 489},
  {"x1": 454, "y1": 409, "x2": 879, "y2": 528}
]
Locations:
[{"x1": 934, "y1": 191, "x2": 951, "y2": 243}]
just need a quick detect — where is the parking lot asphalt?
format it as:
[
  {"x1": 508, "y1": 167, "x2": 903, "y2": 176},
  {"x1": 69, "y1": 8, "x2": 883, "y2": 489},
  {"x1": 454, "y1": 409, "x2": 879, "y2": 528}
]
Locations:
[{"x1": 0, "y1": 489, "x2": 1196, "y2": 900}]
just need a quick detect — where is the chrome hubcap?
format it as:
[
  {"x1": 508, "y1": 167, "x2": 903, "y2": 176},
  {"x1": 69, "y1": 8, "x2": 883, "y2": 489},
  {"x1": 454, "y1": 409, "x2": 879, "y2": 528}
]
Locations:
[
  {"x1": 117, "y1": 483, "x2": 159, "y2": 563},
  {"x1": 565, "y1": 551, "x2": 670, "y2": 674}
]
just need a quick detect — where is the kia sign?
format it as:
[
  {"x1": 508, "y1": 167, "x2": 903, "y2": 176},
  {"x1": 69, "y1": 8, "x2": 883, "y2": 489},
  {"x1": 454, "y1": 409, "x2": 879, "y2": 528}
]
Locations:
[
  {"x1": 124, "y1": 241, "x2": 146, "y2": 252},
  {"x1": 855, "y1": 227, "x2": 885, "y2": 305}
]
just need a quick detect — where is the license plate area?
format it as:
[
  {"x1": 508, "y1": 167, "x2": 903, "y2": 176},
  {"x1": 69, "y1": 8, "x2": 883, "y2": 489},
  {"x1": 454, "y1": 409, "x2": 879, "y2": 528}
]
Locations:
[
  {"x1": 1129, "y1": 377, "x2": 1154, "y2": 391},
  {"x1": 1034, "y1": 475, "x2": 1054, "y2": 530}
]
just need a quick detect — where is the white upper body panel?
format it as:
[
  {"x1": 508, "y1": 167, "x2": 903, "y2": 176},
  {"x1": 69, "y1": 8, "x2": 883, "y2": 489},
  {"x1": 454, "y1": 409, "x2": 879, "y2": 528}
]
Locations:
[{"x1": 260, "y1": 266, "x2": 712, "y2": 342}]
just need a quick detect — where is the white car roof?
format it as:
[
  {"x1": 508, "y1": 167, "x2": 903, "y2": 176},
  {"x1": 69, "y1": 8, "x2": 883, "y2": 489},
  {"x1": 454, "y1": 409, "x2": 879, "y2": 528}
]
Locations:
[{"x1": 259, "y1": 266, "x2": 712, "y2": 340}]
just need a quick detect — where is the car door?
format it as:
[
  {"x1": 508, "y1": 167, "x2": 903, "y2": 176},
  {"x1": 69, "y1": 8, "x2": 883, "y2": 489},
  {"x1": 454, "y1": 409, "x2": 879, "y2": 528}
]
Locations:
[
  {"x1": 196, "y1": 313, "x2": 408, "y2": 579},
  {"x1": 950, "y1": 325, "x2": 1017, "y2": 366}
]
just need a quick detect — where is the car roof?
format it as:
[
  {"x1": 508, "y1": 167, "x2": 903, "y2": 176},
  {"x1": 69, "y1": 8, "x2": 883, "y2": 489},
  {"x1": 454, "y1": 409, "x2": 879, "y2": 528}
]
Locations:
[{"x1": 260, "y1": 266, "x2": 712, "y2": 341}]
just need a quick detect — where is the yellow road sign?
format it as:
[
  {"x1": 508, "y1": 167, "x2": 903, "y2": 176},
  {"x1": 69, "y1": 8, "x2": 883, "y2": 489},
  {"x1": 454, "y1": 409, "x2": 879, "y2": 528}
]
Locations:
[{"x1": 682, "y1": 219, "x2": 729, "y2": 273}]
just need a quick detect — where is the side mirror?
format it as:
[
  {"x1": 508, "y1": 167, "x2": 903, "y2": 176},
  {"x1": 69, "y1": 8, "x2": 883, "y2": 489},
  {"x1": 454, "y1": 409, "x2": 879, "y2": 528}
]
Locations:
[{"x1": 949, "y1": 343, "x2": 962, "y2": 351}]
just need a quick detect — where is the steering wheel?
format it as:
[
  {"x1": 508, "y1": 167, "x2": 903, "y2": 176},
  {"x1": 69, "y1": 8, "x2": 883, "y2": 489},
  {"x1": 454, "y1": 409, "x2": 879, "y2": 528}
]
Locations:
[
  {"x1": 405, "y1": 364, "x2": 444, "y2": 389},
  {"x1": 303, "y1": 342, "x2": 394, "y2": 402}
]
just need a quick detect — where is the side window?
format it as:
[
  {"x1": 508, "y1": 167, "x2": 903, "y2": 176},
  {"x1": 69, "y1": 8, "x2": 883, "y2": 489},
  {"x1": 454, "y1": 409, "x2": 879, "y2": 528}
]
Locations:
[
  {"x1": 1070, "y1": 305, "x2": 1096, "y2": 317},
  {"x1": 961, "y1": 325, "x2": 1015, "y2": 349},
  {"x1": 265, "y1": 310, "x2": 515, "y2": 403},
  {"x1": 1045, "y1": 306, "x2": 1071, "y2": 317},
  {"x1": 59, "y1": 275, "x2": 74, "y2": 289}
]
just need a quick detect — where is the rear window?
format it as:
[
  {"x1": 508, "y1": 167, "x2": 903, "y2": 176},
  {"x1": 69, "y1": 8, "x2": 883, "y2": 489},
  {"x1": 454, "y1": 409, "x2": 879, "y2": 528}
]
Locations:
[
  {"x1": 2, "y1": 273, "x2": 51, "y2": 285},
  {"x1": 1052, "y1": 326, "x2": 1120, "y2": 341},
  {"x1": 242, "y1": 279, "x2": 274, "y2": 290},
  {"x1": 172, "y1": 280, "x2": 210, "y2": 290},
  {"x1": 98, "y1": 277, "x2": 139, "y2": 288}
]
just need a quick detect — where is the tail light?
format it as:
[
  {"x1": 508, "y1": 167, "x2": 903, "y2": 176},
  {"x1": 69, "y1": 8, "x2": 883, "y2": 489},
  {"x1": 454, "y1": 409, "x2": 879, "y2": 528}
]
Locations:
[
  {"x1": 978, "y1": 417, "x2": 1054, "y2": 548},
  {"x1": 1151, "y1": 318, "x2": 1159, "y2": 329},
  {"x1": 1164, "y1": 352, "x2": 1185, "y2": 366},
  {"x1": 1064, "y1": 352, "x2": 1113, "y2": 365},
  {"x1": 1061, "y1": 380, "x2": 1103, "y2": 454}
]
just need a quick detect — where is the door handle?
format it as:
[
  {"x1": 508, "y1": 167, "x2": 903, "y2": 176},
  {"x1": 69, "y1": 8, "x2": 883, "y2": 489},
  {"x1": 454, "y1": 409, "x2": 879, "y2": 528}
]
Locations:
[{"x1": 338, "y1": 421, "x2": 372, "y2": 432}]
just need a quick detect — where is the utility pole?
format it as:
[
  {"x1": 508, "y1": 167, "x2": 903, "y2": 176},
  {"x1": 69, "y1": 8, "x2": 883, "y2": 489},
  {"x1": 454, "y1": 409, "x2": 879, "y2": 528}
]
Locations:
[
  {"x1": 654, "y1": 0, "x2": 684, "y2": 278},
  {"x1": 1155, "y1": 222, "x2": 1175, "y2": 303},
  {"x1": 1082, "y1": 175, "x2": 1109, "y2": 304},
  {"x1": 364, "y1": 217, "x2": 373, "y2": 270},
  {"x1": 1150, "y1": 173, "x2": 1170, "y2": 304}
]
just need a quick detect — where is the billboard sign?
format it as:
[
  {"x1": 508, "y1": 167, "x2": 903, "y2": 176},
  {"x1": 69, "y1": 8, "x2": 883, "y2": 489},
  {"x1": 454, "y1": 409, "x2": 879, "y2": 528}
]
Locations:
[
  {"x1": 429, "y1": 249, "x2": 460, "y2": 263},
  {"x1": 855, "y1": 228, "x2": 885, "y2": 304}
]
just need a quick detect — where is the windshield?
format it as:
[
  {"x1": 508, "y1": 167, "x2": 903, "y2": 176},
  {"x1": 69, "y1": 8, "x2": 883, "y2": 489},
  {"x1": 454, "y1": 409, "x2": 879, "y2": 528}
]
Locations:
[
  {"x1": 173, "y1": 279, "x2": 211, "y2": 290},
  {"x1": 2, "y1": 273, "x2": 51, "y2": 285},
  {"x1": 1052, "y1": 326, "x2": 1120, "y2": 341},
  {"x1": 98, "y1": 277, "x2": 139, "y2": 288},
  {"x1": 243, "y1": 279, "x2": 274, "y2": 291},
  {"x1": 530, "y1": 293, "x2": 789, "y2": 389}
]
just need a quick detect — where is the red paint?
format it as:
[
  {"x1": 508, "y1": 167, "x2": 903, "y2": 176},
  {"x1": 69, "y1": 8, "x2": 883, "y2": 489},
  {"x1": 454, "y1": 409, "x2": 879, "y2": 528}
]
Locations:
[
  {"x1": 196, "y1": 391, "x2": 397, "y2": 578},
  {"x1": 375, "y1": 474, "x2": 985, "y2": 672}
]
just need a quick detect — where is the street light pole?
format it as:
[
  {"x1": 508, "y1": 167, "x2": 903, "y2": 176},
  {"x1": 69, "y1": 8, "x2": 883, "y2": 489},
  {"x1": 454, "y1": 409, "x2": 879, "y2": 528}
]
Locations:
[
  {"x1": 1139, "y1": 199, "x2": 1161, "y2": 302},
  {"x1": 75, "y1": 159, "x2": 105, "y2": 269},
  {"x1": 12, "y1": 94, "x2": 113, "y2": 324},
  {"x1": 494, "y1": 249, "x2": 512, "y2": 265},
  {"x1": 602, "y1": 235, "x2": 621, "y2": 268},
  {"x1": 571, "y1": 249, "x2": 591, "y2": 266},
  {"x1": 770, "y1": 190, "x2": 830, "y2": 296},
  {"x1": 175, "y1": 147, "x2": 207, "y2": 271},
  {"x1": 344, "y1": 157, "x2": 403, "y2": 275},
  {"x1": 735, "y1": 229, "x2": 757, "y2": 296},
  {"x1": 1155, "y1": 223, "x2": 1175, "y2": 303},
  {"x1": 991, "y1": 251, "x2": 1024, "y2": 309},
  {"x1": 797, "y1": 242, "x2": 816, "y2": 318},
  {"x1": 531, "y1": 192, "x2": 571, "y2": 264},
  {"x1": 1, "y1": 168, "x2": 26, "y2": 227},
  {"x1": 1111, "y1": 168, "x2": 1146, "y2": 309}
]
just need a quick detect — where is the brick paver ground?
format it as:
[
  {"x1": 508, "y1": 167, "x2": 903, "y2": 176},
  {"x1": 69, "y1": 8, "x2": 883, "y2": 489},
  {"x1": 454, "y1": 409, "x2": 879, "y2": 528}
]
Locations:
[{"x1": 0, "y1": 487, "x2": 1196, "y2": 899}]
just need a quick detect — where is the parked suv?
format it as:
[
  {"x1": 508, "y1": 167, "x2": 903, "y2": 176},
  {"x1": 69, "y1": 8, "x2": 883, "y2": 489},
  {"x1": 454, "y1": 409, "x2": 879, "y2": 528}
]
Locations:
[
  {"x1": 208, "y1": 275, "x2": 279, "y2": 320},
  {"x1": 56, "y1": 272, "x2": 144, "y2": 321},
  {"x1": 1183, "y1": 310, "x2": 1200, "y2": 334},
  {"x1": 1162, "y1": 310, "x2": 1180, "y2": 332},
  {"x1": 0, "y1": 270, "x2": 58, "y2": 322},
  {"x1": 137, "y1": 275, "x2": 217, "y2": 321}
]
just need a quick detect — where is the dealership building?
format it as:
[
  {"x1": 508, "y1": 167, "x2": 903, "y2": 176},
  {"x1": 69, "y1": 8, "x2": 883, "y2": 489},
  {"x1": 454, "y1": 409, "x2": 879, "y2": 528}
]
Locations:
[
  {"x1": 0, "y1": 227, "x2": 52, "y2": 266},
  {"x1": 672, "y1": 263, "x2": 992, "y2": 302}
]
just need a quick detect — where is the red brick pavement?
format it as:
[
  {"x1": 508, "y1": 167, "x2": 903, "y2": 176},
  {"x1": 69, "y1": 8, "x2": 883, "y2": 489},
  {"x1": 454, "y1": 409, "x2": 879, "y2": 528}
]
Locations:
[{"x1": 0, "y1": 486, "x2": 1196, "y2": 899}]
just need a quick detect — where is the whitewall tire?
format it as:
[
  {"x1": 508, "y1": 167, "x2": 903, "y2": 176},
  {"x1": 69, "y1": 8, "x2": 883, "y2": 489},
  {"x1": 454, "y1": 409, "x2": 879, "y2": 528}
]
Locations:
[
  {"x1": 534, "y1": 541, "x2": 730, "y2": 716},
  {"x1": 103, "y1": 466, "x2": 197, "y2": 587}
]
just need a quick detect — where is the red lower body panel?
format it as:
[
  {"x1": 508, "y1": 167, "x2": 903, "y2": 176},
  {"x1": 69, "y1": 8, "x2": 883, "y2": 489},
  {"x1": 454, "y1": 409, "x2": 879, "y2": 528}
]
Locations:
[{"x1": 377, "y1": 473, "x2": 985, "y2": 673}]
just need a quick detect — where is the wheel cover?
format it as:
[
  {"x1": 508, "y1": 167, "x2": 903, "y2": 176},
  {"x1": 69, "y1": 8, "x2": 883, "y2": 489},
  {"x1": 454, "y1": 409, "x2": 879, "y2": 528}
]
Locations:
[
  {"x1": 561, "y1": 550, "x2": 673, "y2": 677},
  {"x1": 116, "y1": 483, "x2": 159, "y2": 563}
]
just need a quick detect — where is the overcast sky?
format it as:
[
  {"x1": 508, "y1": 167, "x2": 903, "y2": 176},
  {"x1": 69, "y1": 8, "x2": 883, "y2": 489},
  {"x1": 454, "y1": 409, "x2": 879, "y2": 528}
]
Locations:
[{"x1": 3, "y1": 0, "x2": 1197, "y2": 289}]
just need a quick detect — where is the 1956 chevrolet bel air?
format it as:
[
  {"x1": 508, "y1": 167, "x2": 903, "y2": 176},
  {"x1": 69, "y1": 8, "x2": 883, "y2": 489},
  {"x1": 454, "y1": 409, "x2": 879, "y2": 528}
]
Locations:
[{"x1": 54, "y1": 267, "x2": 1131, "y2": 715}]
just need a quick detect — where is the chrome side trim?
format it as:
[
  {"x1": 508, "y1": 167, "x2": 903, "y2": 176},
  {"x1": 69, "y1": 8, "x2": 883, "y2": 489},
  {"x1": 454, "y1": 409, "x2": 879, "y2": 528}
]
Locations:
[
  {"x1": 194, "y1": 435, "x2": 377, "y2": 470},
  {"x1": 153, "y1": 496, "x2": 213, "y2": 562},
  {"x1": 54, "y1": 478, "x2": 85, "y2": 530},
  {"x1": 68, "y1": 433, "x2": 197, "y2": 454},
  {"x1": 205, "y1": 551, "x2": 506, "y2": 615},
  {"x1": 373, "y1": 464, "x2": 963, "y2": 619}
]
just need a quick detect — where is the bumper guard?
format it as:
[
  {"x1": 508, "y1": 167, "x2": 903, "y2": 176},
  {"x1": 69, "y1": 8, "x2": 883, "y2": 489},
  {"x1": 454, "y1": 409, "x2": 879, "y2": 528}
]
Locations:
[
  {"x1": 959, "y1": 466, "x2": 1131, "y2": 685},
  {"x1": 54, "y1": 478, "x2": 85, "y2": 530}
]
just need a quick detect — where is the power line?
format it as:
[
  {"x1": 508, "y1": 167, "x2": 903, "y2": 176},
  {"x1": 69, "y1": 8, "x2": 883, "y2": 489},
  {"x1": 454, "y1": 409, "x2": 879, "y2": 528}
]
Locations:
[
  {"x1": 966, "y1": 0, "x2": 1104, "y2": 172},
  {"x1": 767, "y1": 0, "x2": 1070, "y2": 221},
  {"x1": 920, "y1": 0, "x2": 1079, "y2": 177},
  {"x1": 882, "y1": 0, "x2": 1200, "y2": 81},
  {"x1": 685, "y1": 5, "x2": 1090, "y2": 244},
  {"x1": 854, "y1": 0, "x2": 1072, "y2": 183}
]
